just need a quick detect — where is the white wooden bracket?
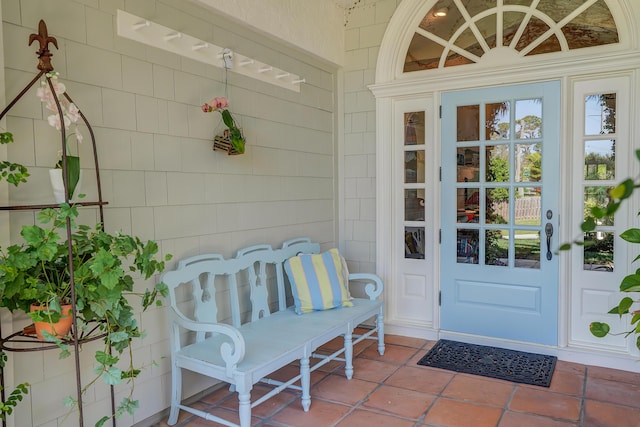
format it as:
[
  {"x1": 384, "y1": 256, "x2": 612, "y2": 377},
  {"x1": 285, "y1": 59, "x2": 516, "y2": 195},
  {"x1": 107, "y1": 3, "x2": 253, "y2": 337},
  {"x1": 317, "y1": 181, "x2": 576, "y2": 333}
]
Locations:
[{"x1": 116, "y1": 10, "x2": 304, "y2": 92}]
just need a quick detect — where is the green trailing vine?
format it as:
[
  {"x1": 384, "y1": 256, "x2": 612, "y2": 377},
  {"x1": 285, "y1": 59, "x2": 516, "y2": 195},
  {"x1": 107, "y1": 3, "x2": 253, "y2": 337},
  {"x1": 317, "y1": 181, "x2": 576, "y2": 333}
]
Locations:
[
  {"x1": 0, "y1": 352, "x2": 29, "y2": 420},
  {"x1": 560, "y1": 148, "x2": 640, "y2": 350}
]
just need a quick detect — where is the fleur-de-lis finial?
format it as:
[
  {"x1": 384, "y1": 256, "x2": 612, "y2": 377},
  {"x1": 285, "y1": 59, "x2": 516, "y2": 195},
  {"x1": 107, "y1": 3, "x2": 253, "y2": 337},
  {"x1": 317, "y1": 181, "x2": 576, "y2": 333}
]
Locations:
[{"x1": 28, "y1": 20, "x2": 58, "y2": 72}]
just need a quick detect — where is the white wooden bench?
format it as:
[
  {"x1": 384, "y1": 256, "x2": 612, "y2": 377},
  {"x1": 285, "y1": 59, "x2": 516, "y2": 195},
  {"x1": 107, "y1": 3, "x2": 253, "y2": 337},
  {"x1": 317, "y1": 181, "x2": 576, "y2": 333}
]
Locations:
[{"x1": 163, "y1": 238, "x2": 385, "y2": 427}]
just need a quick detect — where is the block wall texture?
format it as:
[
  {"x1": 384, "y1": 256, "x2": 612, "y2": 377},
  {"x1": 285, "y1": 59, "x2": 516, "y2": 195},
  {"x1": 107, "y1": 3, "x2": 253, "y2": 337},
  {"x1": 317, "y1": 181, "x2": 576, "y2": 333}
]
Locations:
[{"x1": 0, "y1": 0, "x2": 337, "y2": 425}]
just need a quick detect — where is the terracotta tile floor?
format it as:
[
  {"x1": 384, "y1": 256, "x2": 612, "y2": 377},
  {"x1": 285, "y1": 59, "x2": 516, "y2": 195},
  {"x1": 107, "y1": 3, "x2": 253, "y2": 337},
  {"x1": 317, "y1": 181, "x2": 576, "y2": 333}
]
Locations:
[{"x1": 154, "y1": 333, "x2": 640, "y2": 427}]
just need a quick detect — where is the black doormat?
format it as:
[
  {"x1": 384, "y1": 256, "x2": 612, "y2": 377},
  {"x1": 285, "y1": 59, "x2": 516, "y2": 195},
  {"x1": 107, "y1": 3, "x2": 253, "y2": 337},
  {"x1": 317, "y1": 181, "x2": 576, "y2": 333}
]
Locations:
[{"x1": 417, "y1": 339, "x2": 557, "y2": 387}]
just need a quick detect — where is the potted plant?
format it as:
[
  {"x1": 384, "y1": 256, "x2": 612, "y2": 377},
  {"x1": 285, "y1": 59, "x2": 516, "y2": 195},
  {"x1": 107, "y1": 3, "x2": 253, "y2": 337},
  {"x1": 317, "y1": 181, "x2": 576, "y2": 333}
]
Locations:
[
  {"x1": 0, "y1": 204, "x2": 171, "y2": 426},
  {"x1": 37, "y1": 71, "x2": 82, "y2": 202},
  {"x1": 202, "y1": 96, "x2": 246, "y2": 155}
]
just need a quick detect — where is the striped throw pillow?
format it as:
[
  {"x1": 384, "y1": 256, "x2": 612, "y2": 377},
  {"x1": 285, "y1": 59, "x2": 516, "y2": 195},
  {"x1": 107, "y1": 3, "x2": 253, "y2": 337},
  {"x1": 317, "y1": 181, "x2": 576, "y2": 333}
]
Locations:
[{"x1": 284, "y1": 249, "x2": 353, "y2": 315}]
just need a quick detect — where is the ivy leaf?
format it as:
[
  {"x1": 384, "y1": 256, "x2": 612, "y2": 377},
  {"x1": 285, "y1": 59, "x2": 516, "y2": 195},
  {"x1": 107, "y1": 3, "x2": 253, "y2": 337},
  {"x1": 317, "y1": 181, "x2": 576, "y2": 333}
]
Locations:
[
  {"x1": 608, "y1": 296, "x2": 634, "y2": 315},
  {"x1": 108, "y1": 331, "x2": 130, "y2": 343},
  {"x1": 581, "y1": 217, "x2": 596, "y2": 232},
  {"x1": 102, "y1": 367, "x2": 123, "y2": 385},
  {"x1": 590, "y1": 322, "x2": 610, "y2": 338},
  {"x1": 621, "y1": 228, "x2": 640, "y2": 244},
  {"x1": 620, "y1": 275, "x2": 640, "y2": 293},
  {"x1": 95, "y1": 351, "x2": 119, "y2": 366}
]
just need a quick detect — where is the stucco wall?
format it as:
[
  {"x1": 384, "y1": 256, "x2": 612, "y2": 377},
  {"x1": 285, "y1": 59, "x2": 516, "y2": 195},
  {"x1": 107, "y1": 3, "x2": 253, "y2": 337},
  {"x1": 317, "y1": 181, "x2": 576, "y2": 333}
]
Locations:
[{"x1": 0, "y1": 0, "x2": 337, "y2": 425}]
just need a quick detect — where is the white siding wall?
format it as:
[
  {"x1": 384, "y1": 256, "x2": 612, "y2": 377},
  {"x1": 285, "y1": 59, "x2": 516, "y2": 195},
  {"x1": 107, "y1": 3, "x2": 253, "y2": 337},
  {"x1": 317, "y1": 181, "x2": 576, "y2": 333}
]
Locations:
[
  {"x1": 0, "y1": 0, "x2": 337, "y2": 425},
  {"x1": 342, "y1": 0, "x2": 398, "y2": 274}
]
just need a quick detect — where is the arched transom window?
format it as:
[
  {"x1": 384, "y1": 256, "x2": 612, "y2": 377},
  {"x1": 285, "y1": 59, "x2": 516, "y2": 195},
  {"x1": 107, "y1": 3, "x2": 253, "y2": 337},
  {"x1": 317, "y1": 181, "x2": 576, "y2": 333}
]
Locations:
[{"x1": 404, "y1": 0, "x2": 619, "y2": 72}]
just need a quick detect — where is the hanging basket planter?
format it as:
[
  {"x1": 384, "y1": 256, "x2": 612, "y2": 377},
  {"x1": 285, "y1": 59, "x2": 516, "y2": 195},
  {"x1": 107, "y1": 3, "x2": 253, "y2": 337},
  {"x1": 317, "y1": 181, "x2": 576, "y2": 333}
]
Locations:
[{"x1": 213, "y1": 129, "x2": 244, "y2": 155}]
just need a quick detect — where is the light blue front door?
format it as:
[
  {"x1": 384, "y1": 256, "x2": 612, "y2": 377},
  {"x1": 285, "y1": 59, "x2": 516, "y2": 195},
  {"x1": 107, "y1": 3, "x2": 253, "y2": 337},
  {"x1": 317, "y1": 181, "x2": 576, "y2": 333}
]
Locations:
[{"x1": 440, "y1": 81, "x2": 560, "y2": 345}]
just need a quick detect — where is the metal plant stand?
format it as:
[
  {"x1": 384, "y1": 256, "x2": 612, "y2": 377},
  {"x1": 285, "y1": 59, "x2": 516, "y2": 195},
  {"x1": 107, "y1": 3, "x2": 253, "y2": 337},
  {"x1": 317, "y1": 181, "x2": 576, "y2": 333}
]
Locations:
[{"x1": 0, "y1": 20, "x2": 111, "y2": 427}]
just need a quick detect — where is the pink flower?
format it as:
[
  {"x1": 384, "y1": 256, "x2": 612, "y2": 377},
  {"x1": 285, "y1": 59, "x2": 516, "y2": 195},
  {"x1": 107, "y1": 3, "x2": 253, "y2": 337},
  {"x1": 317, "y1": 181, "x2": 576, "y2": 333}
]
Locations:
[
  {"x1": 201, "y1": 103, "x2": 213, "y2": 113},
  {"x1": 211, "y1": 97, "x2": 229, "y2": 110}
]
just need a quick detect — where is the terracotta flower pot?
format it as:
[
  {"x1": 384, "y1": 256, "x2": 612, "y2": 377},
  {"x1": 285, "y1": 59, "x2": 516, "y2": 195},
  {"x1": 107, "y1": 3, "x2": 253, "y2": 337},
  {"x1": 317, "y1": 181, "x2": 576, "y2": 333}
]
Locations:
[{"x1": 30, "y1": 304, "x2": 73, "y2": 340}]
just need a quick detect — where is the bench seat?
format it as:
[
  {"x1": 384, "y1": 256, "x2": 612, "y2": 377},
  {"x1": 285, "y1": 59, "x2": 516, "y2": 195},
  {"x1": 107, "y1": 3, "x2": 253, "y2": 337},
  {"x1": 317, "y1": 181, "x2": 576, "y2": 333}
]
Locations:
[{"x1": 164, "y1": 238, "x2": 385, "y2": 427}]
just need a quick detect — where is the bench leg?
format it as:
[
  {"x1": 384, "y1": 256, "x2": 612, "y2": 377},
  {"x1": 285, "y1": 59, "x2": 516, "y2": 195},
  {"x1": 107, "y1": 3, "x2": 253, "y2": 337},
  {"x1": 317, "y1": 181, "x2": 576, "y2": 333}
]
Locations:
[
  {"x1": 300, "y1": 356, "x2": 311, "y2": 411},
  {"x1": 344, "y1": 330, "x2": 354, "y2": 380},
  {"x1": 238, "y1": 389, "x2": 252, "y2": 427},
  {"x1": 168, "y1": 364, "x2": 182, "y2": 425},
  {"x1": 377, "y1": 308, "x2": 385, "y2": 356}
]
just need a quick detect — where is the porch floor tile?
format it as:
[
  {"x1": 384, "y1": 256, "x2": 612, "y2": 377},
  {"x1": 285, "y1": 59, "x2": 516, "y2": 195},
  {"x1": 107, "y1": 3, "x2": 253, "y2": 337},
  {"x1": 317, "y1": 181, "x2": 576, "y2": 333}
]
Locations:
[{"x1": 154, "y1": 335, "x2": 639, "y2": 427}]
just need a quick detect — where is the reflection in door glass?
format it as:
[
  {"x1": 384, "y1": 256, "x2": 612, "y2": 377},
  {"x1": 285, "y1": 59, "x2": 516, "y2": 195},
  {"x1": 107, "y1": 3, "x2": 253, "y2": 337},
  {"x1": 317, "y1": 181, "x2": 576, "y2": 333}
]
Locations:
[
  {"x1": 457, "y1": 105, "x2": 480, "y2": 141},
  {"x1": 515, "y1": 98, "x2": 542, "y2": 139},
  {"x1": 486, "y1": 102, "x2": 510, "y2": 140},
  {"x1": 405, "y1": 150, "x2": 425, "y2": 183},
  {"x1": 486, "y1": 188, "x2": 509, "y2": 224},
  {"x1": 516, "y1": 144, "x2": 541, "y2": 182},
  {"x1": 404, "y1": 112, "x2": 425, "y2": 145},
  {"x1": 583, "y1": 231, "x2": 614, "y2": 271},
  {"x1": 514, "y1": 187, "x2": 541, "y2": 226},
  {"x1": 405, "y1": 227, "x2": 425, "y2": 259},
  {"x1": 585, "y1": 93, "x2": 616, "y2": 135},
  {"x1": 584, "y1": 186, "x2": 613, "y2": 225},
  {"x1": 457, "y1": 229, "x2": 479, "y2": 264},
  {"x1": 514, "y1": 230, "x2": 540, "y2": 269},
  {"x1": 405, "y1": 189, "x2": 425, "y2": 221},
  {"x1": 486, "y1": 145, "x2": 509, "y2": 182},
  {"x1": 457, "y1": 146, "x2": 480, "y2": 182},
  {"x1": 486, "y1": 229, "x2": 508, "y2": 266},
  {"x1": 457, "y1": 187, "x2": 480, "y2": 223},
  {"x1": 584, "y1": 140, "x2": 615, "y2": 180}
]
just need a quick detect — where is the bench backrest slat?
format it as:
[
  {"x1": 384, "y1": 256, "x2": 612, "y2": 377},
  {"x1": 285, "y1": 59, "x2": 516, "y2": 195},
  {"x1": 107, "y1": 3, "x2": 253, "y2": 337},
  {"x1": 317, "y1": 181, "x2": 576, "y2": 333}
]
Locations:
[{"x1": 163, "y1": 238, "x2": 321, "y2": 329}]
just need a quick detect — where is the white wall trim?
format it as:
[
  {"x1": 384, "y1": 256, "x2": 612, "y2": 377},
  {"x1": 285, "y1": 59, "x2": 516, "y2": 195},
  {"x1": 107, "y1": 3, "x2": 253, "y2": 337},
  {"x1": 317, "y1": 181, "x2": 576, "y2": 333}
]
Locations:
[{"x1": 372, "y1": 0, "x2": 640, "y2": 367}]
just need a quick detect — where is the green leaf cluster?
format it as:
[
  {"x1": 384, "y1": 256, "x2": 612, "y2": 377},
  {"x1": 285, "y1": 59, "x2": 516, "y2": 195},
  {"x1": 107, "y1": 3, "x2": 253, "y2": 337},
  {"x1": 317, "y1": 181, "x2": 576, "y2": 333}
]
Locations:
[
  {"x1": 220, "y1": 109, "x2": 245, "y2": 154},
  {"x1": 564, "y1": 149, "x2": 640, "y2": 351},
  {"x1": 0, "y1": 132, "x2": 29, "y2": 186},
  {"x1": 0, "y1": 206, "x2": 171, "y2": 425}
]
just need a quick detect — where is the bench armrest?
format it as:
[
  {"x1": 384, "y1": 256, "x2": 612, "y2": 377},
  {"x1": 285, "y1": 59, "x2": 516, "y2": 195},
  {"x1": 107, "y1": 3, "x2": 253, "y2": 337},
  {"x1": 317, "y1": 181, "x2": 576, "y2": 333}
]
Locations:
[
  {"x1": 347, "y1": 273, "x2": 384, "y2": 300},
  {"x1": 170, "y1": 310, "x2": 246, "y2": 377}
]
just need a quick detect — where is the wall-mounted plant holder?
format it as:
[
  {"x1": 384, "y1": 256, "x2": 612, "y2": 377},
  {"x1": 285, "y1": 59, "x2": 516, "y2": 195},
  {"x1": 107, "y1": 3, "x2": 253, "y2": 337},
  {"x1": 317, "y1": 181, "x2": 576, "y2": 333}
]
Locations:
[{"x1": 213, "y1": 129, "x2": 242, "y2": 155}]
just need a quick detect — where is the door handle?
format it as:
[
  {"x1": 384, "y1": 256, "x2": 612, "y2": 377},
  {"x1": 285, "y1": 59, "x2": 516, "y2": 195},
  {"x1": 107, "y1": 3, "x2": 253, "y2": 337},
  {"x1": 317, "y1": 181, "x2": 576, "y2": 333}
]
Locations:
[{"x1": 545, "y1": 223, "x2": 553, "y2": 260}]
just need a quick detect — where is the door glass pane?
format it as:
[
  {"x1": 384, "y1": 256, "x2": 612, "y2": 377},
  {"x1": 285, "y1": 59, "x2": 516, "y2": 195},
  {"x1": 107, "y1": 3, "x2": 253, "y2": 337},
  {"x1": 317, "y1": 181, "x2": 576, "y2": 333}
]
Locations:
[
  {"x1": 404, "y1": 112, "x2": 425, "y2": 145},
  {"x1": 405, "y1": 150, "x2": 425, "y2": 183},
  {"x1": 583, "y1": 231, "x2": 614, "y2": 271},
  {"x1": 584, "y1": 186, "x2": 613, "y2": 225},
  {"x1": 457, "y1": 105, "x2": 480, "y2": 141},
  {"x1": 514, "y1": 230, "x2": 540, "y2": 269},
  {"x1": 486, "y1": 188, "x2": 509, "y2": 224},
  {"x1": 486, "y1": 145, "x2": 509, "y2": 182},
  {"x1": 515, "y1": 98, "x2": 542, "y2": 139},
  {"x1": 486, "y1": 229, "x2": 508, "y2": 266},
  {"x1": 514, "y1": 187, "x2": 541, "y2": 226},
  {"x1": 486, "y1": 101, "x2": 510, "y2": 140},
  {"x1": 457, "y1": 147, "x2": 479, "y2": 182},
  {"x1": 405, "y1": 227, "x2": 425, "y2": 259},
  {"x1": 405, "y1": 189, "x2": 425, "y2": 221},
  {"x1": 457, "y1": 187, "x2": 479, "y2": 223},
  {"x1": 457, "y1": 229, "x2": 479, "y2": 264},
  {"x1": 584, "y1": 140, "x2": 615, "y2": 180},
  {"x1": 516, "y1": 143, "x2": 541, "y2": 182},
  {"x1": 585, "y1": 93, "x2": 616, "y2": 135}
]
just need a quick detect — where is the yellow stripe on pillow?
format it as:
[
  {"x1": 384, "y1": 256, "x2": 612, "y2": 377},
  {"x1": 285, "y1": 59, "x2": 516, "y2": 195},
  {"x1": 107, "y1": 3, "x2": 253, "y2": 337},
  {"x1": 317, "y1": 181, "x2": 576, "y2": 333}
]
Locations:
[{"x1": 284, "y1": 249, "x2": 353, "y2": 314}]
